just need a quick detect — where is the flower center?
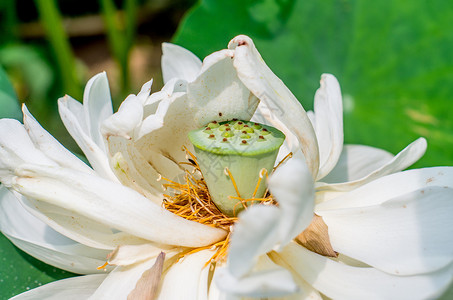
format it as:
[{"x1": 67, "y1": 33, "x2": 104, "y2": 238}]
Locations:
[
  {"x1": 160, "y1": 120, "x2": 336, "y2": 263},
  {"x1": 158, "y1": 120, "x2": 285, "y2": 264},
  {"x1": 187, "y1": 119, "x2": 285, "y2": 216}
]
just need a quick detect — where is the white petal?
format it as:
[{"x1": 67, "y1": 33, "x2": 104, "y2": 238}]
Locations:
[
  {"x1": 108, "y1": 243, "x2": 175, "y2": 266},
  {"x1": 199, "y1": 48, "x2": 235, "y2": 73},
  {"x1": 312, "y1": 74, "x2": 344, "y2": 180},
  {"x1": 318, "y1": 186, "x2": 453, "y2": 275},
  {"x1": 101, "y1": 94, "x2": 144, "y2": 139},
  {"x1": 101, "y1": 79, "x2": 151, "y2": 140},
  {"x1": 82, "y1": 72, "x2": 113, "y2": 150},
  {"x1": 268, "y1": 252, "x2": 323, "y2": 300},
  {"x1": 316, "y1": 138, "x2": 427, "y2": 192},
  {"x1": 162, "y1": 43, "x2": 202, "y2": 83},
  {"x1": 157, "y1": 249, "x2": 214, "y2": 300},
  {"x1": 142, "y1": 78, "x2": 186, "y2": 113},
  {"x1": 229, "y1": 35, "x2": 319, "y2": 178},
  {"x1": 22, "y1": 105, "x2": 94, "y2": 174},
  {"x1": 139, "y1": 81, "x2": 178, "y2": 137},
  {"x1": 137, "y1": 51, "x2": 262, "y2": 181},
  {"x1": 0, "y1": 119, "x2": 57, "y2": 185},
  {"x1": 268, "y1": 158, "x2": 315, "y2": 247},
  {"x1": 58, "y1": 96, "x2": 117, "y2": 181},
  {"x1": 12, "y1": 164, "x2": 227, "y2": 248},
  {"x1": 19, "y1": 194, "x2": 150, "y2": 250},
  {"x1": 0, "y1": 186, "x2": 111, "y2": 274},
  {"x1": 136, "y1": 79, "x2": 153, "y2": 102},
  {"x1": 278, "y1": 242, "x2": 453, "y2": 300},
  {"x1": 228, "y1": 205, "x2": 281, "y2": 277},
  {"x1": 321, "y1": 144, "x2": 394, "y2": 184},
  {"x1": 107, "y1": 136, "x2": 163, "y2": 197},
  {"x1": 228, "y1": 158, "x2": 315, "y2": 278},
  {"x1": 306, "y1": 110, "x2": 315, "y2": 129},
  {"x1": 316, "y1": 167, "x2": 453, "y2": 210},
  {"x1": 10, "y1": 274, "x2": 107, "y2": 300},
  {"x1": 135, "y1": 93, "x2": 196, "y2": 180},
  {"x1": 187, "y1": 49, "x2": 259, "y2": 126},
  {"x1": 251, "y1": 102, "x2": 300, "y2": 163},
  {"x1": 108, "y1": 148, "x2": 163, "y2": 204},
  {"x1": 90, "y1": 251, "x2": 177, "y2": 299},
  {"x1": 215, "y1": 255, "x2": 298, "y2": 298}
]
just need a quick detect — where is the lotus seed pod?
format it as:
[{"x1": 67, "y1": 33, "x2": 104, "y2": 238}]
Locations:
[{"x1": 188, "y1": 120, "x2": 285, "y2": 216}]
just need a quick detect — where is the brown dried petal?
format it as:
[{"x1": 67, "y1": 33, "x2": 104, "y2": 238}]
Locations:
[
  {"x1": 127, "y1": 252, "x2": 166, "y2": 300},
  {"x1": 296, "y1": 215, "x2": 337, "y2": 258}
]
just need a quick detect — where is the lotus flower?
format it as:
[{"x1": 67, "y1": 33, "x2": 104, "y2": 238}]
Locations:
[{"x1": 0, "y1": 35, "x2": 452, "y2": 300}]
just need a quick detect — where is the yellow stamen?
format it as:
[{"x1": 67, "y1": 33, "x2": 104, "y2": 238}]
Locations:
[
  {"x1": 252, "y1": 168, "x2": 268, "y2": 198},
  {"x1": 97, "y1": 261, "x2": 109, "y2": 270},
  {"x1": 161, "y1": 146, "x2": 285, "y2": 265},
  {"x1": 273, "y1": 152, "x2": 293, "y2": 171},
  {"x1": 224, "y1": 167, "x2": 242, "y2": 198}
]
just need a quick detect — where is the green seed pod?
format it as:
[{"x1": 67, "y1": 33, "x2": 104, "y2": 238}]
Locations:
[{"x1": 188, "y1": 120, "x2": 285, "y2": 216}]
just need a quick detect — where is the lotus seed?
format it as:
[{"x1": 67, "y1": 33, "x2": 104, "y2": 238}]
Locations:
[{"x1": 188, "y1": 119, "x2": 285, "y2": 216}]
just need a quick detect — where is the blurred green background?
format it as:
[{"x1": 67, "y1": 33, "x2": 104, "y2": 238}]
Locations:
[{"x1": 1, "y1": 0, "x2": 453, "y2": 298}]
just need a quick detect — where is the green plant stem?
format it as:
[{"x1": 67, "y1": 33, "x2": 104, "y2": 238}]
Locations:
[
  {"x1": 0, "y1": 0, "x2": 18, "y2": 42},
  {"x1": 34, "y1": 0, "x2": 81, "y2": 99},
  {"x1": 100, "y1": 0, "x2": 137, "y2": 96}
]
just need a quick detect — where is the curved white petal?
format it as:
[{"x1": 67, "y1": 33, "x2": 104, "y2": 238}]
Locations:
[
  {"x1": 312, "y1": 74, "x2": 344, "y2": 180},
  {"x1": 0, "y1": 119, "x2": 57, "y2": 185},
  {"x1": 229, "y1": 35, "x2": 319, "y2": 178},
  {"x1": 108, "y1": 149, "x2": 163, "y2": 203},
  {"x1": 58, "y1": 96, "x2": 117, "y2": 181},
  {"x1": 22, "y1": 105, "x2": 94, "y2": 174},
  {"x1": 199, "y1": 49, "x2": 235, "y2": 73},
  {"x1": 0, "y1": 186, "x2": 111, "y2": 274},
  {"x1": 136, "y1": 78, "x2": 153, "y2": 102},
  {"x1": 12, "y1": 164, "x2": 227, "y2": 248},
  {"x1": 162, "y1": 43, "x2": 202, "y2": 83},
  {"x1": 228, "y1": 205, "x2": 281, "y2": 277},
  {"x1": 187, "y1": 49, "x2": 259, "y2": 127},
  {"x1": 101, "y1": 79, "x2": 152, "y2": 140},
  {"x1": 251, "y1": 101, "x2": 300, "y2": 163},
  {"x1": 82, "y1": 72, "x2": 113, "y2": 150},
  {"x1": 139, "y1": 79, "x2": 184, "y2": 137},
  {"x1": 107, "y1": 136, "x2": 163, "y2": 199},
  {"x1": 134, "y1": 93, "x2": 194, "y2": 182},
  {"x1": 279, "y1": 242, "x2": 453, "y2": 300},
  {"x1": 142, "y1": 78, "x2": 186, "y2": 113},
  {"x1": 318, "y1": 186, "x2": 453, "y2": 275},
  {"x1": 19, "y1": 194, "x2": 150, "y2": 250},
  {"x1": 101, "y1": 94, "x2": 144, "y2": 140},
  {"x1": 228, "y1": 158, "x2": 315, "y2": 278},
  {"x1": 215, "y1": 255, "x2": 298, "y2": 298},
  {"x1": 321, "y1": 144, "x2": 394, "y2": 184},
  {"x1": 136, "y1": 50, "x2": 264, "y2": 181},
  {"x1": 316, "y1": 167, "x2": 453, "y2": 210},
  {"x1": 10, "y1": 274, "x2": 107, "y2": 300},
  {"x1": 89, "y1": 251, "x2": 175, "y2": 299},
  {"x1": 108, "y1": 243, "x2": 175, "y2": 266},
  {"x1": 317, "y1": 138, "x2": 427, "y2": 192},
  {"x1": 269, "y1": 158, "x2": 315, "y2": 247},
  {"x1": 157, "y1": 249, "x2": 215, "y2": 300},
  {"x1": 306, "y1": 110, "x2": 315, "y2": 128},
  {"x1": 268, "y1": 252, "x2": 323, "y2": 300}
]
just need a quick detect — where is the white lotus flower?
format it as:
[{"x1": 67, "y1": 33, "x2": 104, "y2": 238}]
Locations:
[{"x1": 0, "y1": 35, "x2": 452, "y2": 300}]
